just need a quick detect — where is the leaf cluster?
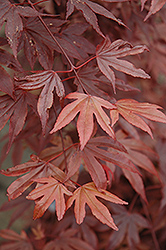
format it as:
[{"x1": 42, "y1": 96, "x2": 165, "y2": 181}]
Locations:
[{"x1": 0, "y1": 0, "x2": 166, "y2": 249}]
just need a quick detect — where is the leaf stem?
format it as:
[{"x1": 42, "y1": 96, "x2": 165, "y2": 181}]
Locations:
[
  {"x1": 27, "y1": 0, "x2": 90, "y2": 94},
  {"x1": 141, "y1": 199, "x2": 161, "y2": 250},
  {"x1": 46, "y1": 143, "x2": 79, "y2": 164},
  {"x1": 75, "y1": 56, "x2": 97, "y2": 70}
]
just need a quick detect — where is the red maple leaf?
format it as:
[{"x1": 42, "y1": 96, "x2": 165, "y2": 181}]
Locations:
[
  {"x1": 0, "y1": 155, "x2": 74, "y2": 200},
  {"x1": 110, "y1": 99, "x2": 166, "y2": 138},
  {"x1": 142, "y1": 0, "x2": 166, "y2": 21},
  {"x1": 66, "y1": 137, "x2": 139, "y2": 190},
  {"x1": 67, "y1": 182, "x2": 127, "y2": 229},
  {"x1": 107, "y1": 205, "x2": 149, "y2": 249},
  {"x1": 0, "y1": 229, "x2": 33, "y2": 250},
  {"x1": 43, "y1": 229, "x2": 94, "y2": 250},
  {"x1": 0, "y1": 91, "x2": 37, "y2": 152},
  {"x1": 66, "y1": 0, "x2": 126, "y2": 37},
  {"x1": 19, "y1": 17, "x2": 66, "y2": 69},
  {"x1": 16, "y1": 70, "x2": 65, "y2": 134},
  {"x1": 0, "y1": 48, "x2": 23, "y2": 72},
  {"x1": 0, "y1": 0, "x2": 38, "y2": 58},
  {"x1": 96, "y1": 37, "x2": 150, "y2": 92},
  {"x1": 50, "y1": 92, "x2": 116, "y2": 150},
  {"x1": 26, "y1": 177, "x2": 72, "y2": 220}
]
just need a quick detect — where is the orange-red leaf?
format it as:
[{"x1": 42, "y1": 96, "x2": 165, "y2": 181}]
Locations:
[
  {"x1": 50, "y1": 92, "x2": 116, "y2": 150},
  {"x1": 26, "y1": 177, "x2": 72, "y2": 220},
  {"x1": 96, "y1": 37, "x2": 150, "y2": 92},
  {"x1": 67, "y1": 182, "x2": 127, "y2": 230},
  {"x1": 0, "y1": 155, "x2": 74, "y2": 200},
  {"x1": 110, "y1": 99, "x2": 166, "y2": 138}
]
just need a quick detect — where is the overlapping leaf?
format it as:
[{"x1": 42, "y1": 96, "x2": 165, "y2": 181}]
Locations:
[
  {"x1": 55, "y1": 23, "x2": 95, "y2": 60},
  {"x1": 96, "y1": 37, "x2": 150, "y2": 92},
  {"x1": 0, "y1": 229, "x2": 33, "y2": 250},
  {"x1": 0, "y1": 48, "x2": 23, "y2": 72},
  {"x1": 0, "y1": 91, "x2": 37, "y2": 152},
  {"x1": 66, "y1": 136, "x2": 139, "y2": 190},
  {"x1": 0, "y1": 66, "x2": 14, "y2": 98},
  {"x1": 0, "y1": 0, "x2": 38, "y2": 57},
  {"x1": 50, "y1": 92, "x2": 116, "y2": 150},
  {"x1": 117, "y1": 131, "x2": 159, "y2": 177},
  {"x1": 110, "y1": 99, "x2": 166, "y2": 138},
  {"x1": 74, "y1": 66, "x2": 111, "y2": 98},
  {"x1": 26, "y1": 177, "x2": 72, "y2": 220},
  {"x1": 0, "y1": 155, "x2": 74, "y2": 200},
  {"x1": 107, "y1": 205, "x2": 149, "y2": 249},
  {"x1": 67, "y1": 182, "x2": 127, "y2": 229},
  {"x1": 142, "y1": 0, "x2": 166, "y2": 21},
  {"x1": 43, "y1": 229, "x2": 94, "y2": 250},
  {"x1": 66, "y1": 0, "x2": 125, "y2": 37},
  {"x1": 17, "y1": 71, "x2": 65, "y2": 134}
]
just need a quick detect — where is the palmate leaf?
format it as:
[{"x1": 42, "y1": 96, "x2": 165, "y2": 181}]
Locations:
[
  {"x1": 0, "y1": 0, "x2": 38, "y2": 58},
  {"x1": 0, "y1": 91, "x2": 37, "y2": 152},
  {"x1": 26, "y1": 177, "x2": 72, "y2": 220},
  {"x1": 96, "y1": 37, "x2": 150, "y2": 92},
  {"x1": 17, "y1": 71, "x2": 65, "y2": 134},
  {"x1": 66, "y1": 137, "x2": 139, "y2": 190},
  {"x1": 67, "y1": 182, "x2": 128, "y2": 230},
  {"x1": 66, "y1": 0, "x2": 126, "y2": 37},
  {"x1": 43, "y1": 229, "x2": 94, "y2": 250},
  {"x1": 0, "y1": 229, "x2": 33, "y2": 250},
  {"x1": 0, "y1": 48, "x2": 23, "y2": 72},
  {"x1": 107, "y1": 205, "x2": 149, "y2": 249},
  {"x1": 0, "y1": 155, "x2": 74, "y2": 200},
  {"x1": 110, "y1": 99, "x2": 166, "y2": 138},
  {"x1": 50, "y1": 92, "x2": 116, "y2": 150}
]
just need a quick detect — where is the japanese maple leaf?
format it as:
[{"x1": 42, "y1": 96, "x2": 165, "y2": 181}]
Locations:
[
  {"x1": 107, "y1": 205, "x2": 149, "y2": 249},
  {"x1": 0, "y1": 66, "x2": 14, "y2": 98},
  {"x1": 26, "y1": 177, "x2": 72, "y2": 220},
  {"x1": 0, "y1": 229, "x2": 33, "y2": 250},
  {"x1": 0, "y1": 91, "x2": 37, "y2": 152},
  {"x1": 43, "y1": 229, "x2": 94, "y2": 250},
  {"x1": 67, "y1": 182, "x2": 127, "y2": 229},
  {"x1": 66, "y1": 137, "x2": 139, "y2": 190},
  {"x1": 66, "y1": 0, "x2": 126, "y2": 37},
  {"x1": 110, "y1": 99, "x2": 166, "y2": 138},
  {"x1": 74, "y1": 66, "x2": 110, "y2": 98},
  {"x1": 0, "y1": 48, "x2": 23, "y2": 72},
  {"x1": 50, "y1": 92, "x2": 116, "y2": 150},
  {"x1": 19, "y1": 17, "x2": 66, "y2": 69},
  {"x1": 96, "y1": 37, "x2": 150, "y2": 92},
  {"x1": 142, "y1": 0, "x2": 166, "y2": 21},
  {"x1": 0, "y1": 0, "x2": 38, "y2": 58},
  {"x1": 117, "y1": 131, "x2": 159, "y2": 177},
  {"x1": 17, "y1": 71, "x2": 65, "y2": 134},
  {"x1": 0, "y1": 155, "x2": 74, "y2": 200},
  {"x1": 55, "y1": 23, "x2": 95, "y2": 60},
  {"x1": 53, "y1": 213, "x2": 99, "y2": 249}
]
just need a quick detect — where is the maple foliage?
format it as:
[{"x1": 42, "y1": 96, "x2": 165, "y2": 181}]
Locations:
[
  {"x1": 26, "y1": 176, "x2": 72, "y2": 220},
  {"x1": 50, "y1": 92, "x2": 116, "y2": 150},
  {"x1": 0, "y1": 0, "x2": 166, "y2": 249},
  {"x1": 110, "y1": 99, "x2": 166, "y2": 138},
  {"x1": 66, "y1": 182, "x2": 127, "y2": 230},
  {"x1": 96, "y1": 37, "x2": 150, "y2": 92}
]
